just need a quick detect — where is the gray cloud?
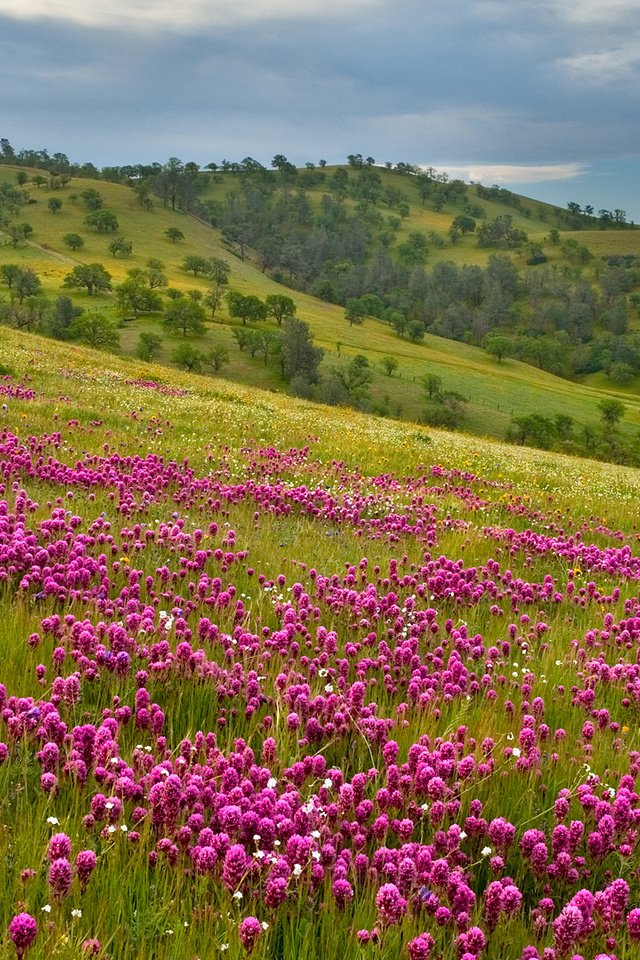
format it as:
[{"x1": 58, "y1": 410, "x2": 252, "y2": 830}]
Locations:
[
  {"x1": 442, "y1": 163, "x2": 586, "y2": 185},
  {"x1": 557, "y1": 45, "x2": 640, "y2": 85},
  {"x1": 0, "y1": 0, "x2": 384, "y2": 30},
  {"x1": 1, "y1": 1, "x2": 640, "y2": 217}
]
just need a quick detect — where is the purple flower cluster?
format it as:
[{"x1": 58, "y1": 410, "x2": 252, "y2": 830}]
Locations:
[
  {"x1": 2, "y1": 420, "x2": 640, "y2": 957},
  {"x1": 8, "y1": 914, "x2": 37, "y2": 958}
]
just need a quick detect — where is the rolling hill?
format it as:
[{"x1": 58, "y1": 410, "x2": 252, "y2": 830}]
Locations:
[{"x1": 2, "y1": 158, "x2": 640, "y2": 455}]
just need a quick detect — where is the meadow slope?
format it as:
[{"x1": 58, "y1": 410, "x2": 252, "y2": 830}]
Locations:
[
  {"x1": 3, "y1": 165, "x2": 640, "y2": 445},
  {"x1": 1, "y1": 330, "x2": 640, "y2": 959}
]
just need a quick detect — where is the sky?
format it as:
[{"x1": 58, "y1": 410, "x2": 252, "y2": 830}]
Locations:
[{"x1": 1, "y1": 0, "x2": 640, "y2": 219}]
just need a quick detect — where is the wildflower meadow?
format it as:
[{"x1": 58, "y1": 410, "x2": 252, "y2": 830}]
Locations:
[{"x1": 2, "y1": 329, "x2": 640, "y2": 960}]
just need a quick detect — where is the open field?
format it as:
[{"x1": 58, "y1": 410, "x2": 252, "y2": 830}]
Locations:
[{"x1": 1, "y1": 329, "x2": 640, "y2": 958}]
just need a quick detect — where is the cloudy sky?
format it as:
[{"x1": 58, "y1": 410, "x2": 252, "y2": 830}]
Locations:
[{"x1": 2, "y1": 0, "x2": 640, "y2": 218}]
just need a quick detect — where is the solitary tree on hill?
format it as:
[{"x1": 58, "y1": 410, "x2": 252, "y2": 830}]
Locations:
[
  {"x1": 109, "y1": 236, "x2": 133, "y2": 257},
  {"x1": 81, "y1": 188, "x2": 103, "y2": 210},
  {"x1": 280, "y1": 318, "x2": 323, "y2": 384},
  {"x1": 70, "y1": 311, "x2": 120, "y2": 349},
  {"x1": 63, "y1": 233, "x2": 84, "y2": 251},
  {"x1": 485, "y1": 335, "x2": 512, "y2": 363},
  {"x1": 172, "y1": 343, "x2": 203, "y2": 371},
  {"x1": 265, "y1": 294, "x2": 296, "y2": 326},
  {"x1": 164, "y1": 299, "x2": 206, "y2": 337},
  {"x1": 84, "y1": 210, "x2": 119, "y2": 233},
  {"x1": 380, "y1": 356, "x2": 398, "y2": 377},
  {"x1": 182, "y1": 255, "x2": 210, "y2": 277},
  {"x1": 598, "y1": 398, "x2": 625, "y2": 427},
  {"x1": 8, "y1": 223, "x2": 33, "y2": 246},
  {"x1": 165, "y1": 227, "x2": 185, "y2": 243},
  {"x1": 345, "y1": 299, "x2": 367, "y2": 327},
  {"x1": 136, "y1": 331, "x2": 163, "y2": 361},
  {"x1": 62, "y1": 263, "x2": 112, "y2": 296},
  {"x1": 226, "y1": 291, "x2": 267, "y2": 325},
  {"x1": 202, "y1": 345, "x2": 229, "y2": 373},
  {"x1": 117, "y1": 274, "x2": 162, "y2": 316},
  {"x1": 12, "y1": 268, "x2": 42, "y2": 304}
]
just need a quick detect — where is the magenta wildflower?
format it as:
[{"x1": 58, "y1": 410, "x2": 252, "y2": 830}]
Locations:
[
  {"x1": 81, "y1": 940, "x2": 101, "y2": 956},
  {"x1": 407, "y1": 933, "x2": 434, "y2": 959},
  {"x1": 265, "y1": 876, "x2": 288, "y2": 907},
  {"x1": 222, "y1": 843, "x2": 249, "y2": 891},
  {"x1": 8, "y1": 914, "x2": 37, "y2": 959},
  {"x1": 332, "y1": 878, "x2": 354, "y2": 908},
  {"x1": 238, "y1": 916, "x2": 263, "y2": 953},
  {"x1": 48, "y1": 856, "x2": 73, "y2": 899},
  {"x1": 76, "y1": 849, "x2": 97, "y2": 891},
  {"x1": 376, "y1": 882, "x2": 408, "y2": 925},
  {"x1": 628, "y1": 908, "x2": 640, "y2": 941},
  {"x1": 553, "y1": 904, "x2": 584, "y2": 956},
  {"x1": 48, "y1": 832, "x2": 72, "y2": 861}
]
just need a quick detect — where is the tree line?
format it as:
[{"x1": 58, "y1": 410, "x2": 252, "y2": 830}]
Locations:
[{"x1": 505, "y1": 397, "x2": 640, "y2": 468}]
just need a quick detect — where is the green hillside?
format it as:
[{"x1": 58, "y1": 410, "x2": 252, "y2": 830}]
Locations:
[{"x1": 2, "y1": 159, "x2": 640, "y2": 461}]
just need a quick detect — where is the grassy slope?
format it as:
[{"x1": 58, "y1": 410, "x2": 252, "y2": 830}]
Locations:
[
  {"x1": 2, "y1": 329, "x2": 640, "y2": 958},
  {"x1": 2, "y1": 165, "x2": 640, "y2": 442},
  {"x1": 3, "y1": 325, "x2": 640, "y2": 519}
]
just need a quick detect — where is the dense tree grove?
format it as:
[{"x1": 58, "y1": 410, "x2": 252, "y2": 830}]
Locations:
[{"x1": 153, "y1": 156, "x2": 635, "y2": 386}]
